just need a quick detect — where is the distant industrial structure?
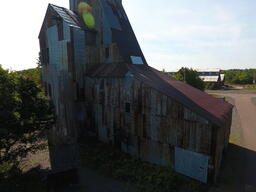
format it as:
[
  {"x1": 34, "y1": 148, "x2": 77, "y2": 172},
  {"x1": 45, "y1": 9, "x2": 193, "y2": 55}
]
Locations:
[
  {"x1": 198, "y1": 69, "x2": 225, "y2": 88},
  {"x1": 39, "y1": 0, "x2": 233, "y2": 183},
  {"x1": 169, "y1": 69, "x2": 226, "y2": 88}
]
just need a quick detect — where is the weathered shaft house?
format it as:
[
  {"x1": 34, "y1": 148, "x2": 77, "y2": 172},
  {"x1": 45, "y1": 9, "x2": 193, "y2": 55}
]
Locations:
[{"x1": 39, "y1": 0, "x2": 233, "y2": 183}]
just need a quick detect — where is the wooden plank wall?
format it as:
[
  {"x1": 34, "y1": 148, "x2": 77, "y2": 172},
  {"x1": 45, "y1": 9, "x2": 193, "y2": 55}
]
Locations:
[{"x1": 84, "y1": 77, "x2": 217, "y2": 169}]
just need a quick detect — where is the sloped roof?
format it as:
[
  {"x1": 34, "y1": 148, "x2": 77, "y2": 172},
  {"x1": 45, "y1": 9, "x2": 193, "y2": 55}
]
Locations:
[
  {"x1": 129, "y1": 65, "x2": 233, "y2": 127},
  {"x1": 39, "y1": 4, "x2": 96, "y2": 37},
  {"x1": 50, "y1": 4, "x2": 81, "y2": 28},
  {"x1": 41, "y1": 3, "x2": 146, "y2": 65},
  {"x1": 89, "y1": 63, "x2": 233, "y2": 127}
]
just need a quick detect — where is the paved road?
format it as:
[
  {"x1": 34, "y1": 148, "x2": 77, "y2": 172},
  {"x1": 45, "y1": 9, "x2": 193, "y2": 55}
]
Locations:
[{"x1": 209, "y1": 90, "x2": 256, "y2": 192}]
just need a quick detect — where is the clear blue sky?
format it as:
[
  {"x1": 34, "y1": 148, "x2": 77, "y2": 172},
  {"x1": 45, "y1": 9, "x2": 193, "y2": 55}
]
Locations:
[{"x1": 0, "y1": 0, "x2": 255, "y2": 71}]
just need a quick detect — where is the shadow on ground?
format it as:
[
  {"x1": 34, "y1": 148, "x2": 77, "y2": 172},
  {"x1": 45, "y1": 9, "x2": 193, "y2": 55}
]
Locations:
[
  {"x1": 212, "y1": 143, "x2": 256, "y2": 192},
  {"x1": 0, "y1": 165, "x2": 49, "y2": 192}
]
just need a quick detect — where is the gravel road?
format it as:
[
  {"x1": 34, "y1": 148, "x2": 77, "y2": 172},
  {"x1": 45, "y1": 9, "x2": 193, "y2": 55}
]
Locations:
[{"x1": 209, "y1": 90, "x2": 256, "y2": 192}]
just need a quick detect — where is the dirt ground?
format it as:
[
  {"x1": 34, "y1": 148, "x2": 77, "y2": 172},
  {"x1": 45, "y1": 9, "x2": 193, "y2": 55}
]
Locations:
[
  {"x1": 20, "y1": 151, "x2": 136, "y2": 192},
  {"x1": 208, "y1": 90, "x2": 256, "y2": 192}
]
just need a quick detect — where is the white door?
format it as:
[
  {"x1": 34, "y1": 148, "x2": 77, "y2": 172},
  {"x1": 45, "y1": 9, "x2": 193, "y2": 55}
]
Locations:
[{"x1": 175, "y1": 147, "x2": 209, "y2": 183}]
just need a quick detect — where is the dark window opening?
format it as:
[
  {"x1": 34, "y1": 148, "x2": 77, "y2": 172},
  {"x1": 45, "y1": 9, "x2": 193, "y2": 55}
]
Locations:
[
  {"x1": 75, "y1": 83, "x2": 85, "y2": 102},
  {"x1": 105, "y1": 47, "x2": 110, "y2": 59},
  {"x1": 100, "y1": 80, "x2": 104, "y2": 90},
  {"x1": 75, "y1": 83, "x2": 79, "y2": 101},
  {"x1": 80, "y1": 88, "x2": 85, "y2": 101},
  {"x1": 57, "y1": 20, "x2": 64, "y2": 41},
  {"x1": 142, "y1": 114, "x2": 147, "y2": 138},
  {"x1": 86, "y1": 31, "x2": 96, "y2": 46},
  {"x1": 40, "y1": 48, "x2": 49, "y2": 65},
  {"x1": 46, "y1": 48, "x2": 49, "y2": 63},
  {"x1": 44, "y1": 82, "x2": 48, "y2": 96},
  {"x1": 48, "y1": 83, "x2": 52, "y2": 98},
  {"x1": 125, "y1": 103, "x2": 130, "y2": 113}
]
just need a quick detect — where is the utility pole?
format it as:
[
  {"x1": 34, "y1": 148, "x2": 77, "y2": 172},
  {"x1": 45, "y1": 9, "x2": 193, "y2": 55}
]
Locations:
[{"x1": 253, "y1": 72, "x2": 256, "y2": 84}]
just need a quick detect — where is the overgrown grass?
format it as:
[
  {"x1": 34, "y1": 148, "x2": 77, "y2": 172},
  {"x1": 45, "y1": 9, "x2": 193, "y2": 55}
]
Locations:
[
  {"x1": 243, "y1": 84, "x2": 256, "y2": 89},
  {"x1": 80, "y1": 138, "x2": 209, "y2": 192},
  {"x1": 229, "y1": 133, "x2": 240, "y2": 145}
]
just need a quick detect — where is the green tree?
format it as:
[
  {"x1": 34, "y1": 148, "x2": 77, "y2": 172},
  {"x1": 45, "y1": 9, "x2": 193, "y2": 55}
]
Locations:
[
  {"x1": 222, "y1": 69, "x2": 256, "y2": 84},
  {"x1": 0, "y1": 65, "x2": 52, "y2": 166},
  {"x1": 173, "y1": 67, "x2": 205, "y2": 91}
]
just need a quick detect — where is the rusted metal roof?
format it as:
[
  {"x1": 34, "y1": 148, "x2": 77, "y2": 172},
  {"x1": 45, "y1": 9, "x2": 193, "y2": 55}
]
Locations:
[
  {"x1": 128, "y1": 64, "x2": 233, "y2": 127},
  {"x1": 88, "y1": 63, "x2": 232, "y2": 126}
]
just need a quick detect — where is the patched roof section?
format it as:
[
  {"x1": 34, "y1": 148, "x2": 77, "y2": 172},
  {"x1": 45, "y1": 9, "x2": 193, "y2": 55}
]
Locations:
[{"x1": 128, "y1": 65, "x2": 233, "y2": 127}]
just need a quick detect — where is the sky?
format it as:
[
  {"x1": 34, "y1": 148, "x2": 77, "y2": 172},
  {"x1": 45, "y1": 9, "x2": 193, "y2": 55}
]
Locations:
[{"x1": 0, "y1": 0, "x2": 255, "y2": 71}]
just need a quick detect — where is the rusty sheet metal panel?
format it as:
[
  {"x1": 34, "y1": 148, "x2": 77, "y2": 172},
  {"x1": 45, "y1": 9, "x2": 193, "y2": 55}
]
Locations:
[
  {"x1": 175, "y1": 147, "x2": 209, "y2": 183},
  {"x1": 73, "y1": 28, "x2": 86, "y2": 82},
  {"x1": 63, "y1": 21, "x2": 71, "y2": 41},
  {"x1": 101, "y1": 0, "x2": 122, "y2": 30},
  {"x1": 47, "y1": 25, "x2": 59, "y2": 66}
]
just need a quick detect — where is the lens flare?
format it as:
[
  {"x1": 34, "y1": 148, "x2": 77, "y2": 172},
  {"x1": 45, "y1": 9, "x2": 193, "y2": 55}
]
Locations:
[
  {"x1": 78, "y1": 2, "x2": 92, "y2": 15},
  {"x1": 82, "y1": 12, "x2": 95, "y2": 28}
]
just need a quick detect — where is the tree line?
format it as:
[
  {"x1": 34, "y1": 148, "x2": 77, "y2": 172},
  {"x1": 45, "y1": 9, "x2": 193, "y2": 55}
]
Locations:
[{"x1": 221, "y1": 69, "x2": 256, "y2": 84}]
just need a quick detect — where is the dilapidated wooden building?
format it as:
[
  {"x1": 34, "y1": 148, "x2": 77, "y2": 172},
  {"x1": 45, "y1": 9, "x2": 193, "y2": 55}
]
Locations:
[{"x1": 39, "y1": 0, "x2": 233, "y2": 183}]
